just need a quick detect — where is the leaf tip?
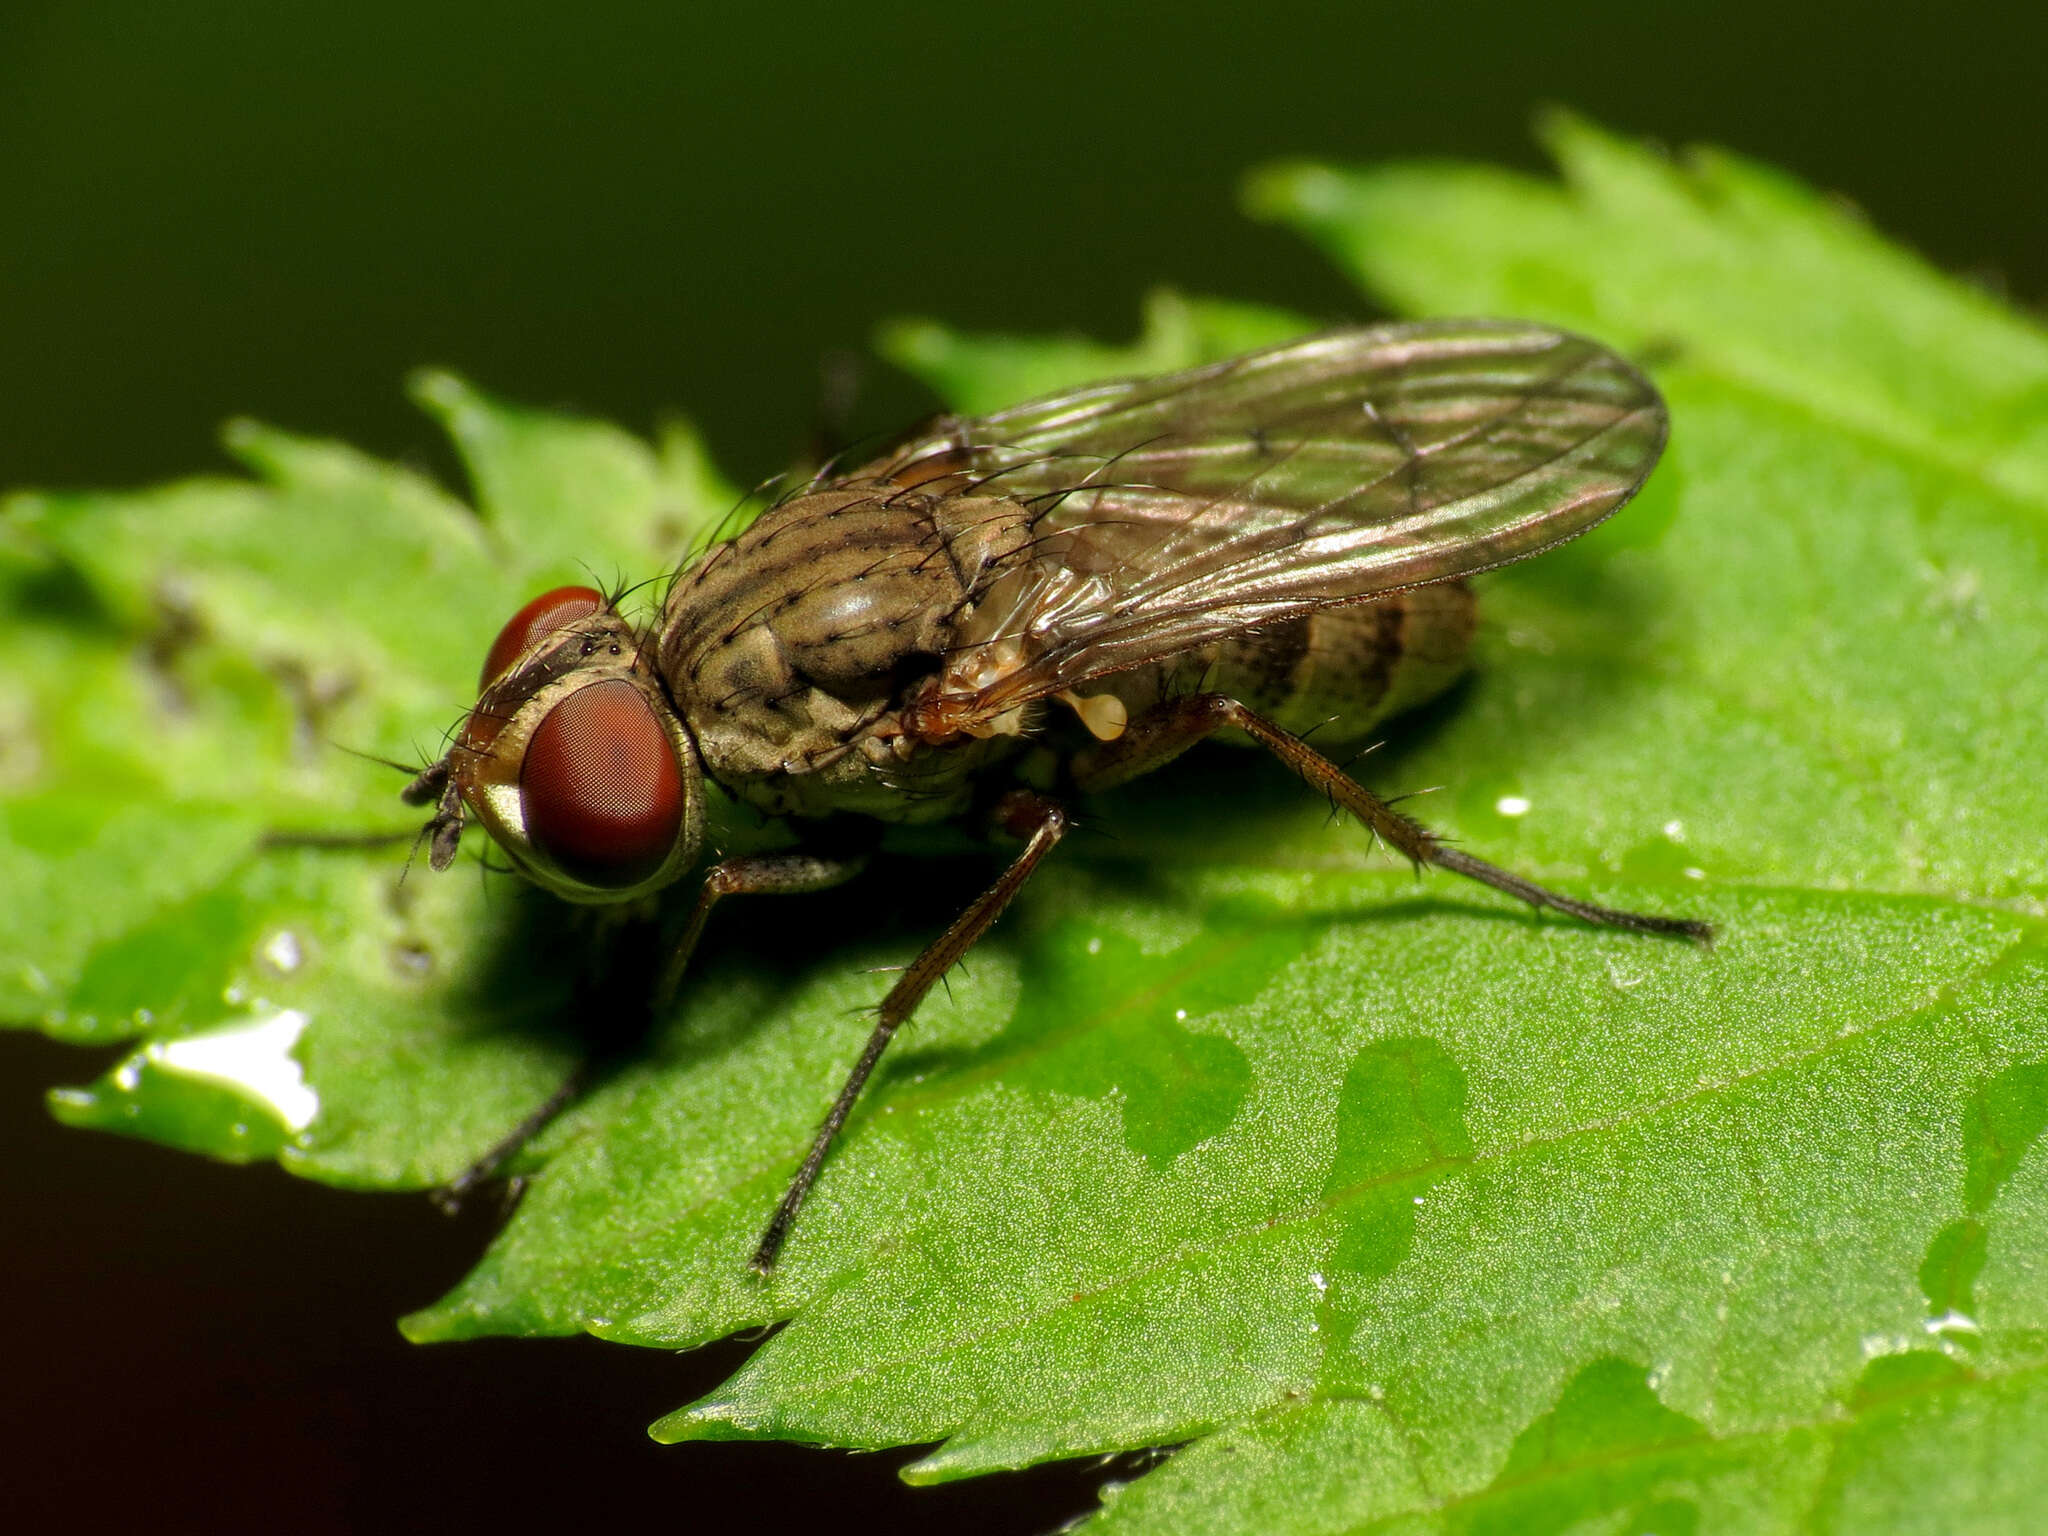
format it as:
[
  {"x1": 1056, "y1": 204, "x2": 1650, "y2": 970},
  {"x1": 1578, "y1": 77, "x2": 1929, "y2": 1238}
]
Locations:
[
  {"x1": 874, "y1": 316, "x2": 950, "y2": 374},
  {"x1": 44, "y1": 1084, "x2": 99, "y2": 1126},
  {"x1": 648, "y1": 1398, "x2": 759, "y2": 1445},
  {"x1": 1239, "y1": 159, "x2": 1343, "y2": 227},
  {"x1": 394, "y1": 1308, "x2": 448, "y2": 1345},
  {"x1": 895, "y1": 1452, "x2": 954, "y2": 1486},
  {"x1": 218, "y1": 415, "x2": 264, "y2": 459},
  {"x1": 1531, "y1": 101, "x2": 1601, "y2": 155},
  {"x1": 405, "y1": 367, "x2": 474, "y2": 420},
  {"x1": 217, "y1": 415, "x2": 323, "y2": 482},
  {"x1": 897, "y1": 1435, "x2": 1031, "y2": 1485}
]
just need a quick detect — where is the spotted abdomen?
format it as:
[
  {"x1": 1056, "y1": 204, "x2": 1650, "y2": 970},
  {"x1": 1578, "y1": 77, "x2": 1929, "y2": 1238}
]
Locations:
[
  {"x1": 1201, "y1": 582, "x2": 1476, "y2": 743},
  {"x1": 1087, "y1": 582, "x2": 1476, "y2": 753}
]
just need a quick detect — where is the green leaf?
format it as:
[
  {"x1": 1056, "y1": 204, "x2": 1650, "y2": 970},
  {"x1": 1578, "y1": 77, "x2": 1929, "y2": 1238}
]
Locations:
[
  {"x1": 878, "y1": 286, "x2": 1317, "y2": 414},
  {"x1": 10, "y1": 117, "x2": 2048, "y2": 1531}
]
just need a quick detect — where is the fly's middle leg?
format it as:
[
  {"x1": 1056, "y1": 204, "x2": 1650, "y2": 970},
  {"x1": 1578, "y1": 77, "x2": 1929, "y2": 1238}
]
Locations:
[
  {"x1": 752, "y1": 790, "x2": 1068, "y2": 1274},
  {"x1": 1073, "y1": 694, "x2": 1713, "y2": 944}
]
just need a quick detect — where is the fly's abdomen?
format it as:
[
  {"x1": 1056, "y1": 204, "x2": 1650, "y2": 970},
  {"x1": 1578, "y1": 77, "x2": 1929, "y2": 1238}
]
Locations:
[{"x1": 1202, "y1": 583, "x2": 1475, "y2": 743}]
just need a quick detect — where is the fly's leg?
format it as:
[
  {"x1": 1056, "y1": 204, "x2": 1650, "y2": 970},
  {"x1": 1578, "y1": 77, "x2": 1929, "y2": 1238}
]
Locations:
[
  {"x1": 258, "y1": 829, "x2": 419, "y2": 851},
  {"x1": 1074, "y1": 695, "x2": 1713, "y2": 943},
  {"x1": 431, "y1": 1065, "x2": 592, "y2": 1214},
  {"x1": 752, "y1": 790, "x2": 1068, "y2": 1274},
  {"x1": 654, "y1": 847, "x2": 873, "y2": 1008},
  {"x1": 434, "y1": 847, "x2": 870, "y2": 1215}
]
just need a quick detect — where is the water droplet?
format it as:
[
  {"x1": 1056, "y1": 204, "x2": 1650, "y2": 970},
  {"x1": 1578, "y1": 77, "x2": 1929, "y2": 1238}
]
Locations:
[
  {"x1": 1662, "y1": 819, "x2": 1686, "y2": 841},
  {"x1": 261, "y1": 930, "x2": 304, "y2": 973},
  {"x1": 1683, "y1": 866, "x2": 1705, "y2": 880},
  {"x1": 1605, "y1": 959, "x2": 1644, "y2": 990},
  {"x1": 1308, "y1": 1271, "x2": 1328, "y2": 1293},
  {"x1": 133, "y1": 1007, "x2": 155, "y2": 1027},
  {"x1": 1086, "y1": 936, "x2": 1103, "y2": 955},
  {"x1": 1174, "y1": 1009, "x2": 1188, "y2": 1021},
  {"x1": 1495, "y1": 795, "x2": 1531, "y2": 817},
  {"x1": 148, "y1": 1009, "x2": 319, "y2": 1130},
  {"x1": 1412, "y1": 1195, "x2": 1425, "y2": 1205},
  {"x1": 223, "y1": 985, "x2": 246, "y2": 1006},
  {"x1": 1923, "y1": 1310, "x2": 1980, "y2": 1338}
]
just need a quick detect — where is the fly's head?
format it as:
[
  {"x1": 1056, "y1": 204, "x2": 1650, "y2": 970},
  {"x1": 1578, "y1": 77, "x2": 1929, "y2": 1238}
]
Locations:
[{"x1": 403, "y1": 586, "x2": 705, "y2": 904}]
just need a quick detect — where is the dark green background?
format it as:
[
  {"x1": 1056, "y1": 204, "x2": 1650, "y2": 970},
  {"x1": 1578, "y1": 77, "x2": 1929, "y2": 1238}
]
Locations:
[{"x1": 5, "y1": 3, "x2": 2041, "y2": 1531}]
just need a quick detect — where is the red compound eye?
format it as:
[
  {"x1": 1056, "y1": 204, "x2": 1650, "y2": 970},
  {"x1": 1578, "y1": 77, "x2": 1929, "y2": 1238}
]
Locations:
[
  {"x1": 519, "y1": 680, "x2": 684, "y2": 890},
  {"x1": 480, "y1": 586, "x2": 604, "y2": 691}
]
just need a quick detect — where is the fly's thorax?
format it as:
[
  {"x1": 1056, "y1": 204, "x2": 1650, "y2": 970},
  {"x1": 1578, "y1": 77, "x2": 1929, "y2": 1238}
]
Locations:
[
  {"x1": 657, "y1": 486, "x2": 1034, "y2": 806},
  {"x1": 448, "y1": 589, "x2": 705, "y2": 904}
]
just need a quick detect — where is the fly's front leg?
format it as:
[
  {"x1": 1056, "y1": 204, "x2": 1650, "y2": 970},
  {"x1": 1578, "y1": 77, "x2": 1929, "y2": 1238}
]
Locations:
[
  {"x1": 1074, "y1": 694, "x2": 1712, "y2": 943},
  {"x1": 432, "y1": 1064, "x2": 594, "y2": 1215},
  {"x1": 436, "y1": 847, "x2": 870, "y2": 1215},
  {"x1": 752, "y1": 790, "x2": 1068, "y2": 1274}
]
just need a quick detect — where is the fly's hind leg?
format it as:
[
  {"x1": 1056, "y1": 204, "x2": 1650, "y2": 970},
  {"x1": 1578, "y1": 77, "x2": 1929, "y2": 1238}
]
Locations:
[
  {"x1": 1073, "y1": 694, "x2": 1712, "y2": 944},
  {"x1": 434, "y1": 845, "x2": 872, "y2": 1216}
]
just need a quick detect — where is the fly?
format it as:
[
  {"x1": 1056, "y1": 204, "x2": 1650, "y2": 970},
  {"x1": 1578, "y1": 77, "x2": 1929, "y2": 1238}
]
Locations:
[{"x1": 401, "y1": 319, "x2": 1711, "y2": 1273}]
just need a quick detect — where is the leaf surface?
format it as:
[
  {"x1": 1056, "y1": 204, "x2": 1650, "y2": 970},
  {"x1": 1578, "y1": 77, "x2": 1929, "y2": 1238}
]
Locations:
[{"x1": 7, "y1": 117, "x2": 2047, "y2": 1532}]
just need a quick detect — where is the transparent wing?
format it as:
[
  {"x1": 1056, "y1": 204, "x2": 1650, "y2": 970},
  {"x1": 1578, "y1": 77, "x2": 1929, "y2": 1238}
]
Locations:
[{"x1": 857, "y1": 319, "x2": 1668, "y2": 718}]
